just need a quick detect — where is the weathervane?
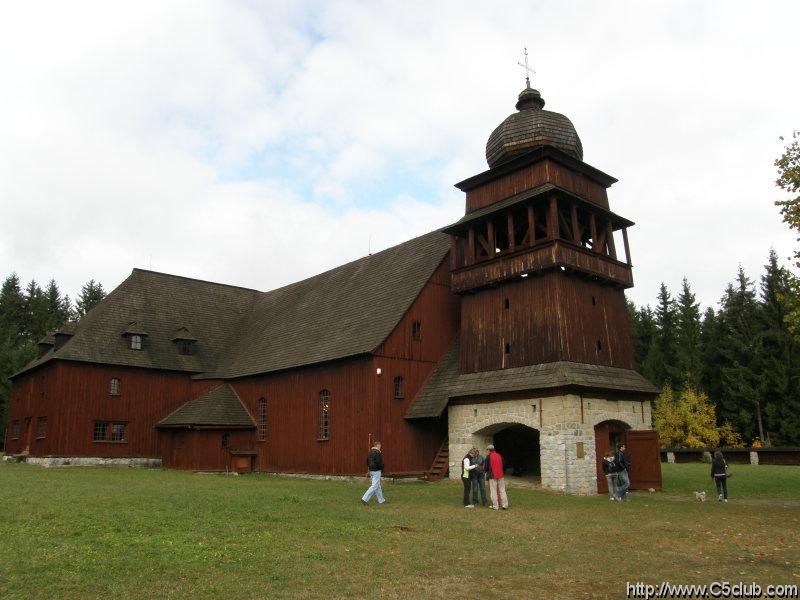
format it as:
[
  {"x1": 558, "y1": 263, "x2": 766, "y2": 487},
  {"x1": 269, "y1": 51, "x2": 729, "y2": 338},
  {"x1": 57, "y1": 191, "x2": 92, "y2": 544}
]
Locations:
[{"x1": 517, "y1": 47, "x2": 535, "y2": 89}]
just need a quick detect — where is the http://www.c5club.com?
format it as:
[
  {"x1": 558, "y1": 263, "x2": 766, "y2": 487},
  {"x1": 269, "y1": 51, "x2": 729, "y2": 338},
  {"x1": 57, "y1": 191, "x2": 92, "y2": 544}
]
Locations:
[{"x1": 626, "y1": 581, "x2": 799, "y2": 599}]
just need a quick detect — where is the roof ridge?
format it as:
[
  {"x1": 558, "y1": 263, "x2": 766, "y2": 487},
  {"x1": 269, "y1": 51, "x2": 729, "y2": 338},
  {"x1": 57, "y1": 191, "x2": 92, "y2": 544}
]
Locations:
[
  {"x1": 253, "y1": 229, "x2": 446, "y2": 298},
  {"x1": 131, "y1": 268, "x2": 262, "y2": 293}
]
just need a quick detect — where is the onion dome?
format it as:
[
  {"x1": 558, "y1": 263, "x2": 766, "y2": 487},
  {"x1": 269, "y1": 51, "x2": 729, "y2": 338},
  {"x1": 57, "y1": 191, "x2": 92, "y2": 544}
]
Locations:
[{"x1": 485, "y1": 86, "x2": 583, "y2": 168}]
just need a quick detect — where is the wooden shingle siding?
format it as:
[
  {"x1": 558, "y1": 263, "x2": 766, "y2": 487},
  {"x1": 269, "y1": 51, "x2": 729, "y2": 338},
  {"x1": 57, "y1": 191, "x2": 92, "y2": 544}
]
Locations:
[
  {"x1": 459, "y1": 271, "x2": 634, "y2": 373},
  {"x1": 467, "y1": 158, "x2": 610, "y2": 212}
]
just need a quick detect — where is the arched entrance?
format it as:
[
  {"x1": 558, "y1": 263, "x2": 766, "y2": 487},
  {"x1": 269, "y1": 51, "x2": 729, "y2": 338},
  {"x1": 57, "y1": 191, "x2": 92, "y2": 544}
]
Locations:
[
  {"x1": 494, "y1": 425, "x2": 540, "y2": 477},
  {"x1": 594, "y1": 419, "x2": 630, "y2": 494},
  {"x1": 474, "y1": 422, "x2": 541, "y2": 481}
]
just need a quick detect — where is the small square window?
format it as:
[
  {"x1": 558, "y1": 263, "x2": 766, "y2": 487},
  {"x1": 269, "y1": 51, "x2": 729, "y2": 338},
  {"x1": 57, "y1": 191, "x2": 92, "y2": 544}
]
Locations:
[
  {"x1": 93, "y1": 422, "x2": 108, "y2": 442},
  {"x1": 111, "y1": 423, "x2": 126, "y2": 442}
]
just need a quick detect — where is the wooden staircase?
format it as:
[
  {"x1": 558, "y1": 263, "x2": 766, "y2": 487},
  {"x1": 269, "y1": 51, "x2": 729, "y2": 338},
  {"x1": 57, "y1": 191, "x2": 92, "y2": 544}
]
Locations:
[{"x1": 424, "y1": 438, "x2": 450, "y2": 482}]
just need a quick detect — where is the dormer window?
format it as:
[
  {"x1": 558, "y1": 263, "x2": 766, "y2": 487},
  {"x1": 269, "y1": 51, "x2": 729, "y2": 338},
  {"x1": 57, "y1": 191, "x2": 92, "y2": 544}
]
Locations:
[
  {"x1": 172, "y1": 327, "x2": 198, "y2": 356},
  {"x1": 122, "y1": 322, "x2": 148, "y2": 351},
  {"x1": 176, "y1": 339, "x2": 196, "y2": 355}
]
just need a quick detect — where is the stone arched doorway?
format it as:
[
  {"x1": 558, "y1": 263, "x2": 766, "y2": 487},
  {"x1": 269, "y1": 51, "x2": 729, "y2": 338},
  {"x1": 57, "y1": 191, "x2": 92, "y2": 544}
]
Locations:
[
  {"x1": 474, "y1": 422, "x2": 541, "y2": 480},
  {"x1": 594, "y1": 419, "x2": 631, "y2": 494}
]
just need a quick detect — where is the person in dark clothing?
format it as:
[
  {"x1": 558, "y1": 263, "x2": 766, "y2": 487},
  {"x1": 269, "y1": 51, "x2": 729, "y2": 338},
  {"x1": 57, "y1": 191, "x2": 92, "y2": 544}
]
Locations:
[
  {"x1": 615, "y1": 443, "x2": 631, "y2": 501},
  {"x1": 711, "y1": 450, "x2": 729, "y2": 502},
  {"x1": 602, "y1": 449, "x2": 620, "y2": 501},
  {"x1": 472, "y1": 449, "x2": 488, "y2": 506},
  {"x1": 361, "y1": 441, "x2": 386, "y2": 505}
]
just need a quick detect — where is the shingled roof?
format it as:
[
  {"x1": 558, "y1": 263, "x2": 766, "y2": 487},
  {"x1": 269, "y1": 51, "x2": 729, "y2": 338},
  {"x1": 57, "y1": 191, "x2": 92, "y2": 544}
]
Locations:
[
  {"x1": 15, "y1": 230, "x2": 450, "y2": 380},
  {"x1": 405, "y1": 339, "x2": 659, "y2": 419},
  {"x1": 210, "y1": 230, "x2": 450, "y2": 379},
  {"x1": 157, "y1": 384, "x2": 255, "y2": 427},
  {"x1": 16, "y1": 270, "x2": 261, "y2": 377}
]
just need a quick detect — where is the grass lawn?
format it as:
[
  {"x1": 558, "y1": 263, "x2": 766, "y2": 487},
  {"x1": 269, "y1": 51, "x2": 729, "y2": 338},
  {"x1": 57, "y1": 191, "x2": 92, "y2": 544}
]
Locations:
[{"x1": 0, "y1": 461, "x2": 798, "y2": 599}]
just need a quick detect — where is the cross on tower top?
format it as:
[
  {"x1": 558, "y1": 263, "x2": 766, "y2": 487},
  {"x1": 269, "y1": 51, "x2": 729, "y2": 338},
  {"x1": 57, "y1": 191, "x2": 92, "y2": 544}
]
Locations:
[{"x1": 517, "y1": 47, "x2": 535, "y2": 89}]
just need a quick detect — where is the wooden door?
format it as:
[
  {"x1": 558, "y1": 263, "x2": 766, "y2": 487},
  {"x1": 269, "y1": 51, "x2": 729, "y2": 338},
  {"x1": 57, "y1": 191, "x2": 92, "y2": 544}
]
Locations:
[
  {"x1": 171, "y1": 432, "x2": 186, "y2": 468},
  {"x1": 594, "y1": 420, "x2": 628, "y2": 494},
  {"x1": 626, "y1": 430, "x2": 662, "y2": 491}
]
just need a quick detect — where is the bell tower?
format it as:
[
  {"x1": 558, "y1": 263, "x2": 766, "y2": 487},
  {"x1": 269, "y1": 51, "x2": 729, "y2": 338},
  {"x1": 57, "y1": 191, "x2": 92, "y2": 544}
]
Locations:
[{"x1": 444, "y1": 83, "x2": 636, "y2": 374}]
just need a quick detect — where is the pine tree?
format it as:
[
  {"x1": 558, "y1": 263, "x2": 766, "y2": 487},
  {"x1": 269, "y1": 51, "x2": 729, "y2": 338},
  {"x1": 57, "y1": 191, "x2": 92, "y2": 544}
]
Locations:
[
  {"x1": 75, "y1": 279, "x2": 106, "y2": 318},
  {"x1": 43, "y1": 279, "x2": 72, "y2": 332},
  {"x1": 649, "y1": 283, "x2": 680, "y2": 388},
  {"x1": 0, "y1": 273, "x2": 26, "y2": 346},
  {"x1": 0, "y1": 273, "x2": 37, "y2": 441},
  {"x1": 717, "y1": 268, "x2": 764, "y2": 443},
  {"x1": 675, "y1": 278, "x2": 703, "y2": 389},
  {"x1": 700, "y1": 307, "x2": 724, "y2": 404},
  {"x1": 23, "y1": 280, "x2": 48, "y2": 342},
  {"x1": 758, "y1": 249, "x2": 800, "y2": 445}
]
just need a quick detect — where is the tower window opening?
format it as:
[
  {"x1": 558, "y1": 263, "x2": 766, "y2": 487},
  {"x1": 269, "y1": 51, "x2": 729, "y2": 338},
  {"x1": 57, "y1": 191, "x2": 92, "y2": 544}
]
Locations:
[
  {"x1": 504, "y1": 298, "x2": 510, "y2": 310},
  {"x1": 393, "y1": 376, "x2": 404, "y2": 400},
  {"x1": 591, "y1": 296, "x2": 596, "y2": 306},
  {"x1": 505, "y1": 343, "x2": 511, "y2": 354},
  {"x1": 597, "y1": 340, "x2": 602, "y2": 351}
]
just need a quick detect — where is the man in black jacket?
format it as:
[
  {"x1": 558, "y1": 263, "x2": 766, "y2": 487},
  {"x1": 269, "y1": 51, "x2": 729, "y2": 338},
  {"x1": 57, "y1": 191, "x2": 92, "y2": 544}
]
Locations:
[
  {"x1": 615, "y1": 443, "x2": 631, "y2": 501},
  {"x1": 361, "y1": 441, "x2": 386, "y2": 505}
]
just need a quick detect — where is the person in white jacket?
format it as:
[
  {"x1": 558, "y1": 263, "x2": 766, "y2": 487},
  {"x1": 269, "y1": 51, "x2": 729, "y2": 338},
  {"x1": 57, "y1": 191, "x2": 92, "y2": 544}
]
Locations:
[{"x1": 461, "y1": 447, "x2": 479, "y2": 507}]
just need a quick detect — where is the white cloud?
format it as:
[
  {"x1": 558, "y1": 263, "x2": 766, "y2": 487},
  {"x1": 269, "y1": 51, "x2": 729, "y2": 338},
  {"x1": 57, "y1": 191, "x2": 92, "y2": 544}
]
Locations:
[{"x1": 0, "y1": 0, "x2": 797, "y2": 312}]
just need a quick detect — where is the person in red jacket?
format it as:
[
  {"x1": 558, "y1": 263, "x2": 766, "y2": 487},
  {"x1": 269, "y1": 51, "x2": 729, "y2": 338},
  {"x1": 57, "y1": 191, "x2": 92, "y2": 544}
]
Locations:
[{"x1": 486, "y1": 444, "x2": 508, "y2": 510}]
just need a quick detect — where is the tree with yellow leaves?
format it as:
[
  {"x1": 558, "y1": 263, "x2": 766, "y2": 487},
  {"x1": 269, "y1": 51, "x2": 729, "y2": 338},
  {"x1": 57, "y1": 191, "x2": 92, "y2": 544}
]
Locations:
[{"x1": 653, "y1": 385, "x2": 743, "y2": 448}]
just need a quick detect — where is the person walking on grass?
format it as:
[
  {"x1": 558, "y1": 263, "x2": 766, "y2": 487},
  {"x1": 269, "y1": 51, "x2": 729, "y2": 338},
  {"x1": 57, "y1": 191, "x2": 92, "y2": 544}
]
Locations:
[
  {"x1": 711, "y1": 450, "x2": 730, "y2": 502},
  {"x1": 486, "y1": 444, "x2": 509, "y2": 510},
  {"x1": 615, "y1": 443, "x2": 631, "y2": 501},
  {"x1": 462, "y1": 447, "x2": 479, "y2": 508},
  {"x1": 602, "y1": 449, "x2": 620, "y2": 501},
  {"x1": 361, "y1": 441, "x2": 386, "y2": 505}
]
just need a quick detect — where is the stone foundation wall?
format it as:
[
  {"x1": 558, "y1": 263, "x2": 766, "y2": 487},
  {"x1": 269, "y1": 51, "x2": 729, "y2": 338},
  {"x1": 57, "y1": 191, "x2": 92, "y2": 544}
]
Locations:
[
  {"x1": 448, "y1": 393, "x2": 652, "y2": 496},
  {"x1": 3, "y1": 455, "x2": 162, "y2": 468}
]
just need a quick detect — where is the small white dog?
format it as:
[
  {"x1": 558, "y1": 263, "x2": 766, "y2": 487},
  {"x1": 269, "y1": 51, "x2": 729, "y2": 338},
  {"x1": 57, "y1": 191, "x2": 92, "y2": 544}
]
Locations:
[{"x1": 694, "y1": 491, "x2": 707, "y2": 502}]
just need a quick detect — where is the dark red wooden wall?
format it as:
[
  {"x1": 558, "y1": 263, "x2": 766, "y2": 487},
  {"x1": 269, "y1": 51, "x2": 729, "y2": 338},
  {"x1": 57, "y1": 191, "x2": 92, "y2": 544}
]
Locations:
[
  {"x1": 160, "y1": 428, "x2": 254, "y2": 472},
  {"x1": 4, "y1": 361, "x2": 215, "y2": 458},
  {"x1": 229, "y1": 259, "x2": 458, "y2": 476}
]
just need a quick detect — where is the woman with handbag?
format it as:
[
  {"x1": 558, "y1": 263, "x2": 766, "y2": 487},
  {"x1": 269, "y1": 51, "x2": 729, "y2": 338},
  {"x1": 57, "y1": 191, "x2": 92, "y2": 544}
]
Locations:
[{"x1": 711, "y1": 450, "x2": 730, "y2": 502}]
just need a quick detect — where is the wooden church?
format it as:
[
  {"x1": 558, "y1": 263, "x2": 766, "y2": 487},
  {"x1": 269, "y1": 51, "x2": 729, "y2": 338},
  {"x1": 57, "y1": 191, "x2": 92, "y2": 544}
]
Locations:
[{"x1": 4, "y1": 81, "x2": 662, "y2": 495}]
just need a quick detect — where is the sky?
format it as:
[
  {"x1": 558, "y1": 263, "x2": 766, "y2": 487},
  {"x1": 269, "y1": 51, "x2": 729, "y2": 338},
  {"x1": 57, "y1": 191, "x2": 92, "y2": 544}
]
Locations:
[{"x1": 1, "y1": 1, "x2": 798, "y2": 312}]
